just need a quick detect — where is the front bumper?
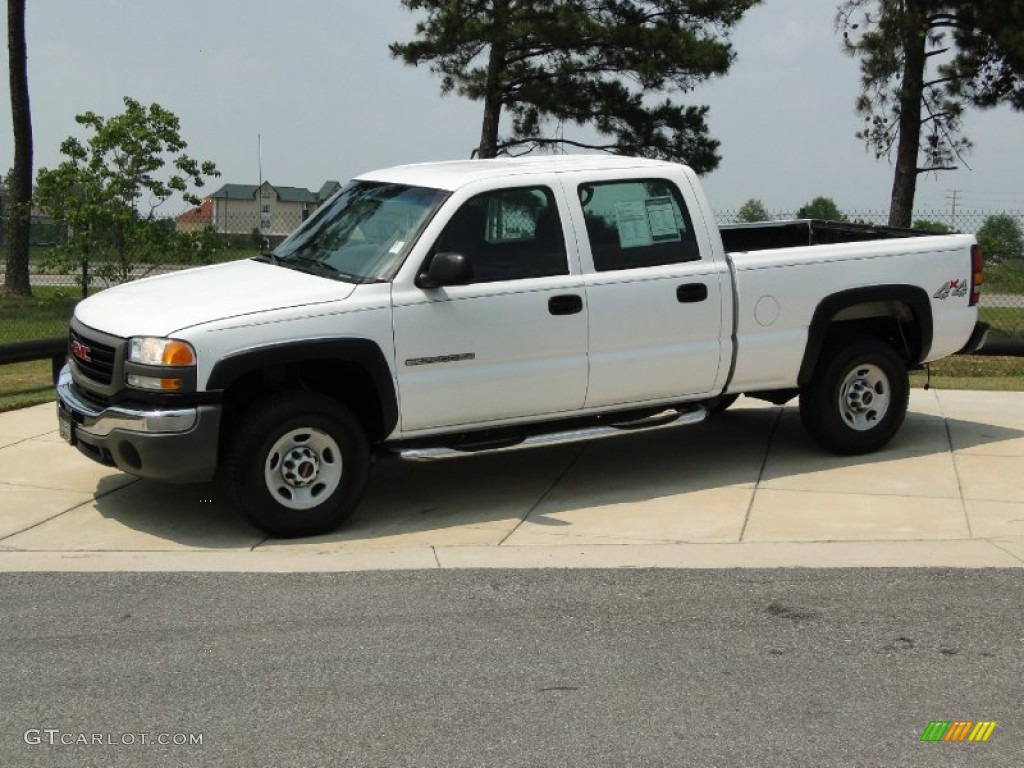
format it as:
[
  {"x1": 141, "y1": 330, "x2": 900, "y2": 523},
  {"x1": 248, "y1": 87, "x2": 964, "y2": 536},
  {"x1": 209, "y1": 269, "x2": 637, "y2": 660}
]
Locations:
[{"x1": 55, "y1": 365, "x2": 221, "y2": 483}]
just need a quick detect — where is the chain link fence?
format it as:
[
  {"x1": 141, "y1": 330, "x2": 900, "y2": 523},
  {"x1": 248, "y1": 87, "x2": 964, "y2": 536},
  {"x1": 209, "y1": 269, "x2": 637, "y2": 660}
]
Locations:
[{"x1": 718, "y1": 207, "x2": 1024, "y2": 232}]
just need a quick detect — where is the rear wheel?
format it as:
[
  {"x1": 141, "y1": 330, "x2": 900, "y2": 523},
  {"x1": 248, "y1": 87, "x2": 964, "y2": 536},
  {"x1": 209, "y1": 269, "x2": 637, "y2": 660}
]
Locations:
[
  {"x1": 799, "y1": 337, "x2": 909, "y2": 455},
  {"x1": 227, "y1": 392, "x2": 370, "y2": 537}
]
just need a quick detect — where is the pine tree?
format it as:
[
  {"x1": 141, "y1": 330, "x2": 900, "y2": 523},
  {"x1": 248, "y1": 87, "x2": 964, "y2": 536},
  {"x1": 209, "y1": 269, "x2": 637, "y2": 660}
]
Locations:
[{"x1": 391, "y1": 0, "x2": 760, "y2": 173}]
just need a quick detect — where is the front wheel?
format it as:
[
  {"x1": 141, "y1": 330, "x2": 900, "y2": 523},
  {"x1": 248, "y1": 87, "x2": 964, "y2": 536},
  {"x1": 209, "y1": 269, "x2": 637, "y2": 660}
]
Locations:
[
  {"x1": 226, "y1": 392, "x2": 370, "y2": 537},
  {"x1": 799, "y1": 337, "x2": 909, "y2": 455}
]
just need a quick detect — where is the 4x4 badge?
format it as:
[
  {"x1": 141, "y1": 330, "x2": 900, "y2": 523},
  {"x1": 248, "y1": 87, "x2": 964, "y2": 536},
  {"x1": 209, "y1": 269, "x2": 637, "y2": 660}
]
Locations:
[{"x1": 934, "y1": 278, "x2": 968, "y2": 300}]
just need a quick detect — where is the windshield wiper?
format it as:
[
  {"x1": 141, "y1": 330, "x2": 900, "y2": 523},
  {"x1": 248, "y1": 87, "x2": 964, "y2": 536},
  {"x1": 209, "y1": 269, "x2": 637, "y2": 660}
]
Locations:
[
  {"x1": 254, "y1": 252, "x2": 280, "y2": 265},
  {"x1": 279, "y1": 255, "x2": 355, "y2": 282}
]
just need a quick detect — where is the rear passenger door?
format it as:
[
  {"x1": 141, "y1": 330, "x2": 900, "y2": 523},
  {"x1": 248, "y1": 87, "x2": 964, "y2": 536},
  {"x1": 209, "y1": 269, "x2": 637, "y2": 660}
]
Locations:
[
  {"x1": 392, "y1": 182, "x2": 588, "y2": 432},
  {"x1": 562, "y1": 174, "x2": 728, "y2": 407}
]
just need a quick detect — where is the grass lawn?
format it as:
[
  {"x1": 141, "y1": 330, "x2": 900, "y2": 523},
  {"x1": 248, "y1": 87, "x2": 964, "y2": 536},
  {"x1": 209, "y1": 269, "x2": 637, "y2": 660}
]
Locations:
[
  {"x1": 980, "y1": 307, "x2": 1024, "y2": 337},
  {"x1": 0, "y1": 286, "x2": 80, "y2": 344},
  {"x1": 0, "y1": 360, "x2": 56, "y2": 412},
  {"x1": 0, "y1": 287, "x2": 75, "y2": 411},
  {"x1": 984, "y1": 259, "x2": 1024, "y2": 294},
  {"x1": 909, "y1": 355, "x2": 1024, "y2": 391}
]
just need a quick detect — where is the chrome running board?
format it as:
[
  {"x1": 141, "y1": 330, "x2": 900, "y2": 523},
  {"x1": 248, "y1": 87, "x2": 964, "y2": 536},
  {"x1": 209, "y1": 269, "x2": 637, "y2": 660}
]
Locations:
[{"x1": 398, "y1": 407, "x2": 708, "y2": 460}]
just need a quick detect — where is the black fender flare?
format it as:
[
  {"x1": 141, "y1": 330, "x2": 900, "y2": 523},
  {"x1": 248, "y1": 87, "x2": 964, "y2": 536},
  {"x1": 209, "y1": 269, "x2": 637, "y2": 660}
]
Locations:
[
  {"x1": 798, "y1": 285, "x2": 933, "y2": 386},
  {"x1": 206, "y1": 338, "x2": 398, "y2": 437}
]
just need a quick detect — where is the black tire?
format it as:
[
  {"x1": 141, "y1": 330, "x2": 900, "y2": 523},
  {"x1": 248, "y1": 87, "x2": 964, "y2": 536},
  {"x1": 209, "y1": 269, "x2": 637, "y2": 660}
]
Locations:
[
  {"x1": 705, "y1": 394, "x2": 739, "y2": 416},
  {"x1": 226, "y1": 392, "x2": 371, "y2": 538},
  {"x1": 799, "y1": 337, "x2": 909, "y2": 455}
]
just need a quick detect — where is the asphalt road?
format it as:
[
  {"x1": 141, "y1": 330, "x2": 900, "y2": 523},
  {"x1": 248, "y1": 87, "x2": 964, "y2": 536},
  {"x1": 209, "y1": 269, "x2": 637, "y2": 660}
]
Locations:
[{"x1": 1, "y1": 570, "x2": 1021, "y2": 768}]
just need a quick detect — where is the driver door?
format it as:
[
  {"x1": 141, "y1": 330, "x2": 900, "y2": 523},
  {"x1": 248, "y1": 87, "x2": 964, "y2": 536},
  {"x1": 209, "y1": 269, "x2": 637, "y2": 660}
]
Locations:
[{"x1": 391, "y1": 183, "x2": 588, "y2": 433}]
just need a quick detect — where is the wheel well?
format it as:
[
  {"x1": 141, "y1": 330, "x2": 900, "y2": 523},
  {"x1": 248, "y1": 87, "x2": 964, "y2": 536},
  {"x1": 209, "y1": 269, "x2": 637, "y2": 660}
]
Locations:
[
  {"x1": 825, "y1": 315, "x2": 916, "y2": 357},
  {"x1": 218, "y1": 358, "x2": 388, "y2": 451},
  {"x1": 799, "y1": 289, "x2": 931, "y2": 386}
]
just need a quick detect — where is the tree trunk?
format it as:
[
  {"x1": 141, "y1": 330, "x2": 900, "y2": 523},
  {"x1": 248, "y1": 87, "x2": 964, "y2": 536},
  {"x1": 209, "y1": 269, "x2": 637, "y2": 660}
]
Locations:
[
  {"x1": 476, "y1": 0, "x2": 509, "y2": 159},
  {"x1": 887, "y1": 1, "x2": 927, "y2": 228},
  {"x1": 5, "y1": 0, "x2": 32, "y2": 296}
]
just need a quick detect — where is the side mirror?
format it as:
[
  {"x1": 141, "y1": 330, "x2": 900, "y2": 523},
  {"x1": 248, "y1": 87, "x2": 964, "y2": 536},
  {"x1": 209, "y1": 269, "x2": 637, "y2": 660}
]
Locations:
[{"x1": 416, "y1": 251, "x2": 473, "y2": 289}]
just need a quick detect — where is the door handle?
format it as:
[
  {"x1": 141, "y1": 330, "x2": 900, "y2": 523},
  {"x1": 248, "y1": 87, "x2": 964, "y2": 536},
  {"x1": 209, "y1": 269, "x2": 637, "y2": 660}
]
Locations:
[
  {"x1": 548, "y1": 294, "x2": 583, "y2": 315},
  {"x1": 676, "y1": 283, "x2": 708, "y2": 303}
]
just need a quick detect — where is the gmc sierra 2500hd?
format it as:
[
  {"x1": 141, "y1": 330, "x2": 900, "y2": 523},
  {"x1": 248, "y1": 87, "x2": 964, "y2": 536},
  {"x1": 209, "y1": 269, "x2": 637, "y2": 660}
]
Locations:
[{"x1": 56, "y1": 155, "x2": 988, "y2": 536}]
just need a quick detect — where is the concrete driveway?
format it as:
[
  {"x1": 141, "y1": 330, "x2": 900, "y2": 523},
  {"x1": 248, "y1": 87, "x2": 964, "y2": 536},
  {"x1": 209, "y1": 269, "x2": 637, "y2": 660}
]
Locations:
[{"x1": 1, "y1": 389, "x2": 1022, "y2": 571}]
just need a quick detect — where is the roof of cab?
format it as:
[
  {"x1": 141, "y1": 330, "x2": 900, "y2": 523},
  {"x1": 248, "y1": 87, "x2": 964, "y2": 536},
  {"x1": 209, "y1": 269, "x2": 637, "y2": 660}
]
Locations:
[{"x1": 354, "y1": 155, "x2": 683, "y2": 191}]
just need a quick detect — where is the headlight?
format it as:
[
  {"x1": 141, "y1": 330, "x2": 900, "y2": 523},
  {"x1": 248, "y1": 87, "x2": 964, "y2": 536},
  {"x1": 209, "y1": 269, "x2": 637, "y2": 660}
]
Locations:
[
  {"x1": 126, "y1": 337, "x2": 196, "y2": 391},
  {"x1": 128, "y1": 337, "x2": 196, "y2": 367}
]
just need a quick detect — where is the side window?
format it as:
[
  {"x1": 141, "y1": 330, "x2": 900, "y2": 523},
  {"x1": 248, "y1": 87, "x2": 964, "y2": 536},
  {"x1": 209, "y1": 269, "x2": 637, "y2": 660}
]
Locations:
[
  {"x1": 578, "y1": 179, "x2": 700, "y2": 271},
  {"x1": 433, "y1": 186, "x2": 568, "y2": 283}
]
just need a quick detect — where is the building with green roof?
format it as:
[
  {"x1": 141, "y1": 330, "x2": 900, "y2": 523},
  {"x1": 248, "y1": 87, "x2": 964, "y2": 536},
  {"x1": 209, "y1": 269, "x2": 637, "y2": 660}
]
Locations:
[{"x1": 202, "y1": 180, "x2": 341, "y2": 237}]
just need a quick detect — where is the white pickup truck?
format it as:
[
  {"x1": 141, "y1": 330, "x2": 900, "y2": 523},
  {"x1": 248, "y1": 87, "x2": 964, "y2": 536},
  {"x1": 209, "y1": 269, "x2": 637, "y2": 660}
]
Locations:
[{"x1": 56, "y1": 155, "x2": 988, "y2": 536}]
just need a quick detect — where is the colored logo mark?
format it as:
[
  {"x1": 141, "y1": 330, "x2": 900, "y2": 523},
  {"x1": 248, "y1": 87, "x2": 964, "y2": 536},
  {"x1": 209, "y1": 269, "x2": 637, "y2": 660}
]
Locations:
[{"x1": 920, "y1": 720, "x2": 997, "y2": 742}]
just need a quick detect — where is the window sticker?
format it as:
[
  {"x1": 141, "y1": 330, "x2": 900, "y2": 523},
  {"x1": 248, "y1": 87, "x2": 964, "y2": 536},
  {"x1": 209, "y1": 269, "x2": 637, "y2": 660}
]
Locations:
[
  {"x1": 646, "y1": 196, "x2": 681, "y2": 242},
  {"x1": 614, "y1": 201, "x2": 653, "y2": 248}
]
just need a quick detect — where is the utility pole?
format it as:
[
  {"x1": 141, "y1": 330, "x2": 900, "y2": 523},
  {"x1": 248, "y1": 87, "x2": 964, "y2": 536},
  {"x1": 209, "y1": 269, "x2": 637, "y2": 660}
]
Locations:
[
  {"x1": 258, "y1": 134, "x2": 268, "y2": 251},
  {"x1": 945, "y1": 189, "x2": 960, "y2": 231}
]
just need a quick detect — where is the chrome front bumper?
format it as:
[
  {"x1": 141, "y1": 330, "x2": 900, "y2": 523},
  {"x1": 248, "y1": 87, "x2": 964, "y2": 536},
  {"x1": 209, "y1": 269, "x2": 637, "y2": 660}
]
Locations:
[
  {"x1": 56, "y1": 366, "x2": 198, "y2": 437},
  {"x1": 55, "y1": 365, "x2": 221, "y2": 483}
]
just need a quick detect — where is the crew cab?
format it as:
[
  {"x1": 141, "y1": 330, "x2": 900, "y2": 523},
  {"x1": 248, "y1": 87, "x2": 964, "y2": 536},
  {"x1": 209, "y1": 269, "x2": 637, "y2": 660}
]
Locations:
[{"x1": 56, "y1": 155, "x2": 988, "y2": 537}]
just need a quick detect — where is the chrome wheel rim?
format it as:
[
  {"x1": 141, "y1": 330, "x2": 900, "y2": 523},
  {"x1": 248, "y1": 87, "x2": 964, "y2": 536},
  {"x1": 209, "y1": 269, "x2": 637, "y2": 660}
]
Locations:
[
  {"x1": 264, "y1": 428, "x2": 343, "y2": 511},
  {"x1": 838, "y1": 363, "x2": 890, "y2": 432}
]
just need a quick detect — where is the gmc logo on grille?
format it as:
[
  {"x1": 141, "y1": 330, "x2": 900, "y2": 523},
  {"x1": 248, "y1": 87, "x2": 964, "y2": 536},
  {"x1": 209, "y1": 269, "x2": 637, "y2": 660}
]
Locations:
[{"x1": 70, "y1": 340, "x2": 92, "y2": 363}]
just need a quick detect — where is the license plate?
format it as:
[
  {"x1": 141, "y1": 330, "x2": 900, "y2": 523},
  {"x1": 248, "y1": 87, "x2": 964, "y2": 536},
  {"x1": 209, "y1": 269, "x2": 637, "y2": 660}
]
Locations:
[{"x1": 58, "y1": 407, "x2": 76, "y2": 445}]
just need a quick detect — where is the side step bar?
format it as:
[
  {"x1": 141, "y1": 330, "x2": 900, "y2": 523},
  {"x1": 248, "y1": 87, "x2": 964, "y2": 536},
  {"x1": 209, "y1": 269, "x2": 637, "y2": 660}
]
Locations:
[{"x1": 398, "y1": 407, "x2": 708, "y2": 460}]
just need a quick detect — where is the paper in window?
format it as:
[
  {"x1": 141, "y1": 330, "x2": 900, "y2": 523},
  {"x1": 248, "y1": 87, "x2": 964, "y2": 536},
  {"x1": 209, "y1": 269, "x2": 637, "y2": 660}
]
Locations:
[
  {"x1": 614, "y1": 201, "x2": 653, "y2": 248},
  {"x1": 645, "y1": 196, "x2": 681, "y2": 242}
]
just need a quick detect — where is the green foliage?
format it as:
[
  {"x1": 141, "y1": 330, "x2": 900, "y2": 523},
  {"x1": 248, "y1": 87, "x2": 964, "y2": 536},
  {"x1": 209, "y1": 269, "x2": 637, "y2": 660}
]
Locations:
[
  {"x1": 35, "y1": 97, "x2": 220, "y2": 288},
  {"x1": 796, "y1": 197, "x2": 847, "y2": 222},
  {"x1": 912, "y1": 218, "x2": 951, "y2": 233},
  {"x1": 977, "y1": 214, "x2": 1024, "y2": 261},
  {"x1": 736, "y1": 199, "x2": 770, "y2": 222},
  {"x1": 984, "y1": 259, "x2": 1024, "y2": 303},
  {"x1": 391, "y1": 0, "x2": 761, "y2": 172},
  {"x1": 943, "y1": 4, "x2": 1024, "y2": 111},
  {"x1": 2, "y1": 170, "x2": 56, "y2": 245}
]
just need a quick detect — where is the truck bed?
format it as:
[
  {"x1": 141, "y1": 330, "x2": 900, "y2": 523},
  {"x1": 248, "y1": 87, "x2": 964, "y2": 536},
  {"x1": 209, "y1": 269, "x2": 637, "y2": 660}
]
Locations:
[{"x1": 720, "y1": 219, "x2": 929, "y2": 253}]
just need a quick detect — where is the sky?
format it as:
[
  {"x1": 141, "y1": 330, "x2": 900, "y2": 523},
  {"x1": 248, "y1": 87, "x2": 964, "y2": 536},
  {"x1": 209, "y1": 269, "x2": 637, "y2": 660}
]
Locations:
[{"x1": 2, "y1": 0, "x2": 1022, "y2": 222}]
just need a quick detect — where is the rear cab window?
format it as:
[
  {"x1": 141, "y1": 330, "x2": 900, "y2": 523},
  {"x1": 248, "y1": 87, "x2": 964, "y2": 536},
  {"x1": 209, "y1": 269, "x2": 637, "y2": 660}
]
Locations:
[{"x1": 577, "y1": 179, "x2": 700, "y2": 271}]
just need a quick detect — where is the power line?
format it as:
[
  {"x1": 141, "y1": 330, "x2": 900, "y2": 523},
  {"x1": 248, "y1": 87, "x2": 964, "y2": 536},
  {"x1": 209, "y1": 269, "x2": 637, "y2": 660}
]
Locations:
[{"x1": 946, "y1": 189, "x2": 960, "y2": 230}]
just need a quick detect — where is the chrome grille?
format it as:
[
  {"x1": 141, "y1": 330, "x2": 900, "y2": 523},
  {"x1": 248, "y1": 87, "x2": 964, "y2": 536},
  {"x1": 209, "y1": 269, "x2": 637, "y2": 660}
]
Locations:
[{"x1": 69, "y1": 327, "x2": 116, "y2": 385}]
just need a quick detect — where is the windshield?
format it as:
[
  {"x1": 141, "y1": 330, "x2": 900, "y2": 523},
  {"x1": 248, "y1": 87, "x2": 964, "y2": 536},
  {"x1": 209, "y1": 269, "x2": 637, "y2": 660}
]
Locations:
[{"x1": 268, "y1": 181, "x2": 448, "y2": 282}]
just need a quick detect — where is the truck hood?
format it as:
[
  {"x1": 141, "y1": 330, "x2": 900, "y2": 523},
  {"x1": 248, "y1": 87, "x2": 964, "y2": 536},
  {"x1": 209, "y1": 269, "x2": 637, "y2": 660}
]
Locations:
[{"x1": 74, "y1": 259, "x2": 358, "y2": 338}]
